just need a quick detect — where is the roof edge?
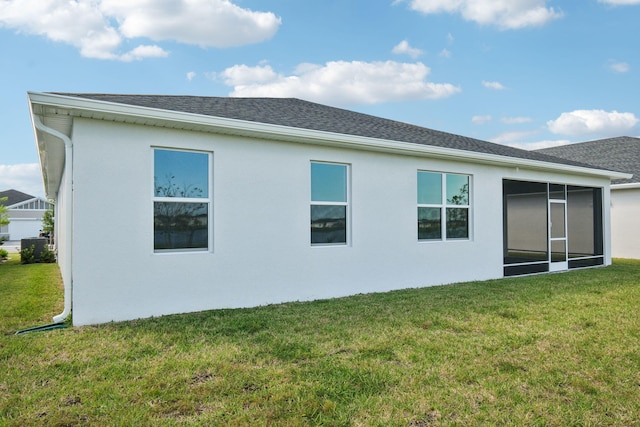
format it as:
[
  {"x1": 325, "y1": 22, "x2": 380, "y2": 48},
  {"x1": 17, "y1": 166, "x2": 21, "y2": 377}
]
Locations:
[{"x1": 28, "y1": 92, "x2": 630, "y2": 182}]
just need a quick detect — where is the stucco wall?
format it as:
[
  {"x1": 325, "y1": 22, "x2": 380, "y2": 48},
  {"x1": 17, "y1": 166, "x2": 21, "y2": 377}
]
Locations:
[
  {"x1": 66, "y1": 118, "x2": 612, "y2": 325},
  {"x1": 6, "y1": 210, "x2": 45, "y2": 240},
  {"x1": 611, "y1": 187, "x2": 640, "y2": 259}
]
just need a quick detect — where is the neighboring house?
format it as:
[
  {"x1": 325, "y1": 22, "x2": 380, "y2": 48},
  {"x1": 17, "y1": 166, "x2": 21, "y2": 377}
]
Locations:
[
  {"x1": 28, "y1": 92, "x2": 629, "y2": 326},
  {"x1": 538, "y1": 136, "x2": 640, "y2": 259},
  {"x1": 0, "y1": 189, "x2": 53, "y2": 241}
]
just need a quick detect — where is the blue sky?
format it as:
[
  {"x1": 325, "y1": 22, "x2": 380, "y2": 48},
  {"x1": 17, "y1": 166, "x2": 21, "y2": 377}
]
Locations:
[{"x1": 1, "y1": 0, "x2": 639, "y2": 197}]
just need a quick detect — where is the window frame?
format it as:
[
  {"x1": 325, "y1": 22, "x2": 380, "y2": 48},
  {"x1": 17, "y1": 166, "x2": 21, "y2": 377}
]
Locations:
[
  {"x1": 152, "y1": 147, "x2": 213, "y2": 253},
  {"x1": 310, "y1": 161, "x2": 350, "y2": 246},
  {"x1": 417, "y1": 170, "x2": 471, "y2": 242}
]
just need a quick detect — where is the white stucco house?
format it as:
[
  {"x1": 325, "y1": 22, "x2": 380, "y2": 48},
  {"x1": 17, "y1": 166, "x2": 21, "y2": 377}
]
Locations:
[
  {"x1": 538, "y1": 137, "x2": 639, "y2": 259},
  {"x1": 28, "y1": 92, "x2": 629, "y2": 326},
  {"x1": 0, "y1": 189, "x2": 53, "y2": 241}
]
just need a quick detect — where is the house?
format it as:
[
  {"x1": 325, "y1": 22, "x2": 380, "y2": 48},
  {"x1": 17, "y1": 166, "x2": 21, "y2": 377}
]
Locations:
[
  {"x1": 0, "y1": 189, "x2": 53, "y2": 241},
  {"x1": 537, "y1": 137, "x2": 640, "y2": 259},
  {"x1": 28, "y1": 92, "x2": 630, "y2": 326}
]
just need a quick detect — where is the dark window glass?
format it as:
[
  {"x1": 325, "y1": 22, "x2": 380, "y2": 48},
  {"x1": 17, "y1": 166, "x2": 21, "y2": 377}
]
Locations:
[
  {"x1": 504, "y1": 263, "x2": 549, "y2": 277},
  {"x1": 446, "y1": 208, "x2": 469, "y2": 238},
  {"x1": 310, "y1": 162, "x2": 348, "y2": 245},
  {"x1": 311, "y1": 205, "x2": 347, "y2": 244},
  {"x1": 418, "y1": 207, "x2": 441, "y2": 240},
  {"x1": 569, "y1": 257, "x2": 604, "y2": 269},
  {"x1": 153, "y1": 149, "x2": 210, "y2": 252},
  {"x1": 418, "y1": 171, "x2": 470, "y2": 241},
  {"x1": 154, "y1": 202, "x2": 208, "y2": 250}
]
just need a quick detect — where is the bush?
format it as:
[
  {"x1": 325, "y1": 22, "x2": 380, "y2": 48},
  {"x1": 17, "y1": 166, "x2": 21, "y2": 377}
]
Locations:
[
  {"x1": 20, "y1": 245, "x2": 35, "y2": 264},
  {"x1": 0, "y1": 248, "x2": 8, "y2": 259},
  {"x1": 40, "y1": 246, "x2": 56, "y2": 263}
]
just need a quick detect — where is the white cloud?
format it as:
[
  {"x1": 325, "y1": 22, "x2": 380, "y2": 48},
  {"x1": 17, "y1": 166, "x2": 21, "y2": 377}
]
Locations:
[
  {"x1": 490, "y1": 129, "x2": 540, "y2": 145},
  {"x1": 119, "y1": 44, "x2": 169, "y2": 62},
  {"x1": 609, "y1": 61, "x2": 630, "y2": 73},
  {"x1": 472, "y1": 115, "x2": 492, "y2": 124},
  {"x1": 501, "y1": 116, "x2": 533, "y2": 124},
  {"x1": 0, "y1": 0, "x2": 280, "y2": 60},
  {"x1": 508, "y1": 140, "x2": 572, "y2": 150},
  {"x1": 186, "y1": 71, "x2": 197, "y2": 81},
  {"x1": 218, "y1": 61, "x2": 461, "y2": 106},
  {"x1": 406, "y1": 0, "x2": 563, "y2": 29},
  {"x1": 0, "y1": 164, "x2": 45, "y2": 198},
  {"x1": 392, "y1": 40, "x2": 424, "y2": 58},
  {"x1": 547, "y1": 109, "x2": 640, "y2": 136},
  {"x1": 101, "y1": 0, "x2": 280, "y2": 47},
  {"x1": 482, "y1": 80, "x2": 506, "y2": 90},
  {"x1": 439, "y1": 48, "x2": 452, "y2": 58}
]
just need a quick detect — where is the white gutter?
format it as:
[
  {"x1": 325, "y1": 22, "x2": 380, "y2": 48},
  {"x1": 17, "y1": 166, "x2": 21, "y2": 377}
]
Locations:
[
  {"x1": 611, "y1": 182, "x2": 640, "y2": 190},
  {"x1": 31, "y1": 115, "x2": 72, "y2": 324}
]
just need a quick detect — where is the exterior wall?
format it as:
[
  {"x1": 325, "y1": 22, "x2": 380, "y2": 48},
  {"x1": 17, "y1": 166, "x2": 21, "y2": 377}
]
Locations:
[
  {"x1": 5, "y1": 209, "x2": 46, "y2": 240},
  {"x1": 611, "y1": 187, "x2": 640, "y2": 259},
  {"x1": 56, "y1": 167, "x2": 71, "y2": 287},
  {"x1": 67, "y1": 118, "x2": 612, "y2": 325}
]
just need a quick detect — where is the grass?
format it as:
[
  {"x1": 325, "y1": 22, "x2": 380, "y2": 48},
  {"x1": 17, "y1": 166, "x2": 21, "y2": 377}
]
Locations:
[{"x1": 1, "y1": 254, "x2": 640, "y2": 426}]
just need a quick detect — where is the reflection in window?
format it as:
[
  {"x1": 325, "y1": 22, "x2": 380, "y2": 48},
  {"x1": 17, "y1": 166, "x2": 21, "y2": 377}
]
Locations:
[
  {"x1": 154, "y1": 202, "x2": 208, "y2": 250},
  {"x1": 311, "y1": 162, "x2": 348, "y2": 245},
  {"x1": 153, "y1": 149, "x2": 211, "y2": 252},
  {"x1": 418, "y1": 207, "x2": 441, "y2": 240},
  {"x1": 417, "y1": 171, "x2": 470, "y2": 241},
  {"x1": 446, "y1": 174, "x2": 469, "y2": 205}
]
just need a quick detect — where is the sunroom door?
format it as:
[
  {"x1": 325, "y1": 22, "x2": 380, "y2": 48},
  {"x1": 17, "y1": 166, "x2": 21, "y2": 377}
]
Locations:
[{"x1": 549, "y1": 200, "x2": 568, "y2": 272}]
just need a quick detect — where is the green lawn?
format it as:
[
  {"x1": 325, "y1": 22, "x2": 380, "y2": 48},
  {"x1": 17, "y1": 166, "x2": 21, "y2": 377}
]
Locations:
[{"x1": 1, "y1": 254, "x2": 640, "y2": 426}]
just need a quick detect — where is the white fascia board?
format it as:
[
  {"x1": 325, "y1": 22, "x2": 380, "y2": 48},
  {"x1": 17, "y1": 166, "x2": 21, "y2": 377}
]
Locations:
[
  {"x1": 612, "y1": 182, "x2": 640, "y2": 190},
  {"x1": 28, "y1": 92, "x2": 631, "y2": 181}
]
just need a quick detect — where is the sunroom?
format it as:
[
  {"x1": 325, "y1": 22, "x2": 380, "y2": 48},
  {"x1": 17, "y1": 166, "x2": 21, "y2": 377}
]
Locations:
[{"x1": 503, "y1": 179, "x2": 604, "y2": 276}]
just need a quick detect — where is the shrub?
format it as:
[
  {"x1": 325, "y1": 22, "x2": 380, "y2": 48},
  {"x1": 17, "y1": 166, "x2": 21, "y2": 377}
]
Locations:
[
  {"x1": 40, "y1": 246, "x2": 56, "y2": 263},
  {"x1": 20, "y1": 245, "x2": 35, "y2": 264},
  {"x1": 0, "y1": 248, "x2": 8, "y2": 259}
]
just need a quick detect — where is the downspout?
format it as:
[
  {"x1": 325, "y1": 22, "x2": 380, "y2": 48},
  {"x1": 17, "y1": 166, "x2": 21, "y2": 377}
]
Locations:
[{"x1": 32, "y1": 116, "x2": 73, "y2": 324}]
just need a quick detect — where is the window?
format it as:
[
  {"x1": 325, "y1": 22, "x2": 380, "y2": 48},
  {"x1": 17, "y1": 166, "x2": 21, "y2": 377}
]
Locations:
[
  {"x1": 311, "y1": 162, "x2": 348, "y2": 245},
  {"x1": 418, "y1": 171, "x2": 470, "y2": 241},
  {"x1": 14, "y1": 199, "x2": 52, "y2": 210},
  {"x1": 153, "y1": 148, "x2": 211, "y2": 252}
]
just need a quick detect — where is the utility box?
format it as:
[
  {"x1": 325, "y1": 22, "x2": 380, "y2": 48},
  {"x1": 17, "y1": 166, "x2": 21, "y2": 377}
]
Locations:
[{"x1": 20, "y1": 238, "x2": 48, "y2": 262}]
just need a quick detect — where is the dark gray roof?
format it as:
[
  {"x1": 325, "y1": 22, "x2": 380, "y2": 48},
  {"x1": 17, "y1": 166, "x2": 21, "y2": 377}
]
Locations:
[
  {"x1": 54, "y1": 93, "x2": 605, "y2": 170},
  {"x1": 537, "y1": 136, "x2": 640, "y2": 184},
  {"x1": 0, "y1": 189, "x2": 35, "y2": 206}
]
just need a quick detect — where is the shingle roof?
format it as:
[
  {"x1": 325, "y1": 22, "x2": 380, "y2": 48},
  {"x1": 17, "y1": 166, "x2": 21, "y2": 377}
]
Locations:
[
  {"x1": 0, "y1": 189, "x2": 35, "y2": 206},
  {"x1": 537, "y1": 136, "x2": 640, "y2": 184},
  {"x1": 52, "y1": 93, "x2": 603, "y2": 170}
]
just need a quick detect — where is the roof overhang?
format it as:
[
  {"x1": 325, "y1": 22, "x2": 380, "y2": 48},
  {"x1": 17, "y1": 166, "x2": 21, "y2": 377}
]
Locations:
[
  {"x1": 28, "y1": 91, "x2": 631, "y2": 199},
  {"x1": 612, "y1": 182, "x2": 640, "y2": 190}
]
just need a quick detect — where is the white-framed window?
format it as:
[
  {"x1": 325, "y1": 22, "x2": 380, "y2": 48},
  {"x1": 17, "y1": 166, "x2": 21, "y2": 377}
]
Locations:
[
  {"x1": 153, "y1": 148, "x2": 212, "y2": 252},
  {"x1": 310, "y1": 161, "x2": 349, "y2": 245},
  {"x1": 418, "y1": 171, "x2": 470, "y2": 241}
]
